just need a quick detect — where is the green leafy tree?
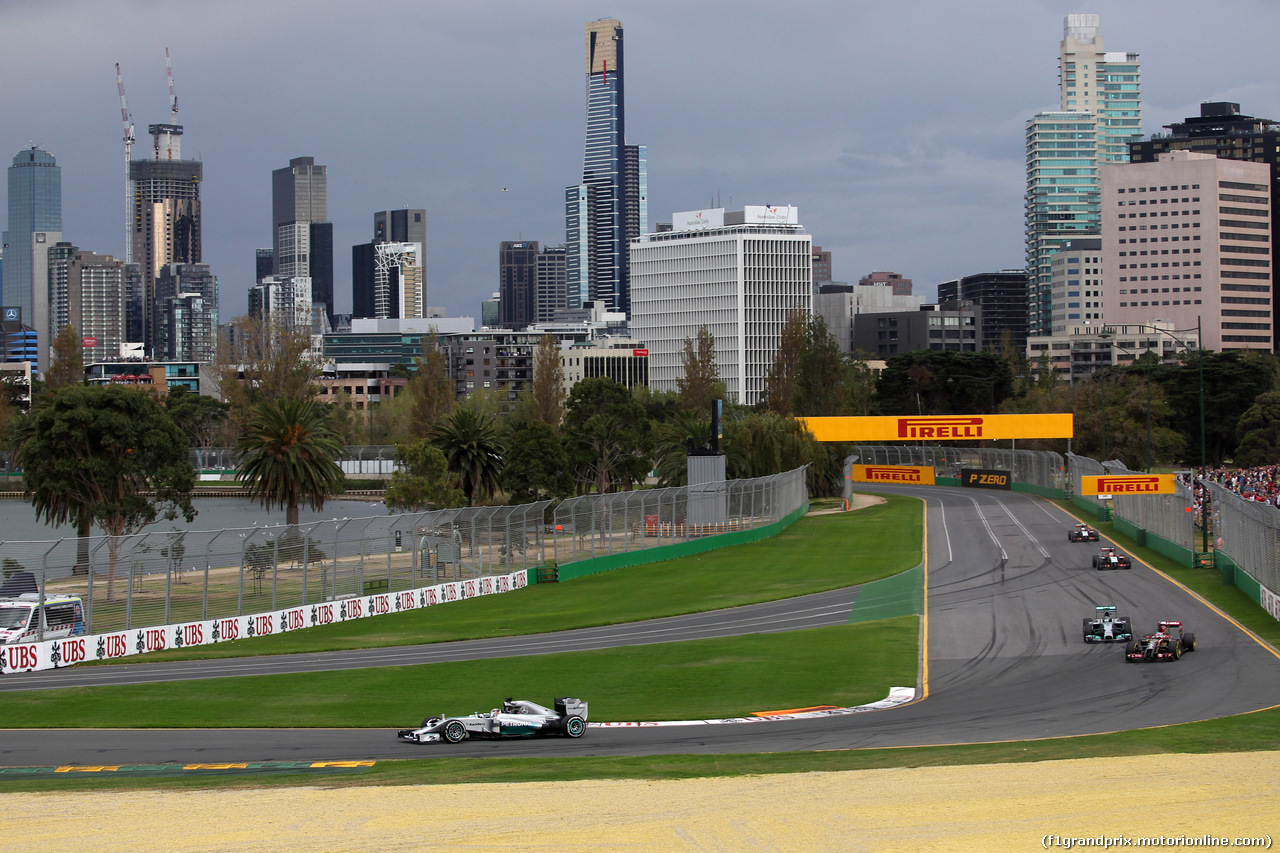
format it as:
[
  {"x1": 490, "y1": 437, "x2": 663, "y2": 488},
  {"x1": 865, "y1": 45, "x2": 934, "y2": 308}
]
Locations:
[
  {"x1": 763, "y1": 311, "x2": 806, "y2": 416},
  {"x1": 875, "y1": 351, "x2": 1013, "y2": 416},
  {"x1": 430, "y1": 408, "x2": 505, "y2": 506},
  {"x1": 43, "y1": 324, "x2": 85, "y2": 395},
  {"x1": 676, "y1": 325, "x2": 724, "y2": 413},
  {"x1": 651, "y1": 409, "x2": 711, "y2": 487},
  {"x1": 1234, "y1": 391, "x2": 1280, "y2": 467},
  {"x1": 165, "y1": 386, "x2": 231, "y2": 449},
  {"x1": 15, "y1": 385, "x2": 195, "y2": 596},
  {"x1": 528, "y1": 333, "x2": 566, "y2": 427},
  {"x1": 794, "y1": 315, "x2": 845, "y2": 416},
  {"x1": 724, "y1": 411, "x2": 829, "y2": 492},
  {"x1": 843, "y1": 352, "x2": 878, "y2": 416},
  {"x1": 501, "y1": 420, "x2": 573, "y2": 503},
  {"x1": 407, "y1": 331, "x2": 456, "y2": 435},
  {"x1": 563, "y1": 377, "x2": 652, "y2": 494},
  {"x1": 384, "y1": 437, "x2": 465, "y2": 512},
  {"x1": 1151, "y1": 351, "x2": 1272, "y2": 466},
  {"x1": 234, "y1": 397, "x2": 345, "y2": 526},
  {"x1": 212, "y1": 314, "x2": 318, "y2": 430}
]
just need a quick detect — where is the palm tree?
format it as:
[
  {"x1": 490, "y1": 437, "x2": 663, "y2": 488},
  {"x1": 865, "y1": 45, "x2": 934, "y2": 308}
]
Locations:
[
  {"x1": 234, "y1": 398, "x2": 345, "y2": 525},
  {"x1": 430, "y1": 407, "x2": 505, "y2": 506},
  {"x1": 652, "y1": 409, "x2": 711, "y2": 487}
]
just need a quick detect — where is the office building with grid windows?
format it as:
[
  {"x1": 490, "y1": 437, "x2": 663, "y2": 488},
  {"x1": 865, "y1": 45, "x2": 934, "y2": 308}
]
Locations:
[{"x1": 630, "y1": 206, "x2": 811, "y2": 406}]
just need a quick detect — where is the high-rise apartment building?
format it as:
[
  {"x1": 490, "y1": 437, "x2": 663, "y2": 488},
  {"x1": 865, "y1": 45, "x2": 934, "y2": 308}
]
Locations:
[
  {"x1": 811, "y1": 246, "x2": 833, "y2": 286},
  {"x1": 937, "y1": 270, "x2": 1030, "y2": 351},
  {"x1": 249, "y1": 275, "x2": 314, "y2": 334},
  {"x1": 352, "y1": 209, "x2": 427, "y2": 320},
  {"x1": 499, "y1": 241, "x2": 538, "y2": 329},
  {"x1": 535, "y1": 246, "x2": 568, "y2": 323},
  {"x1": 1027, "y1": 16, "x2": 1140, "y2": 337},
  {"x1": 631, "y1": 206, "x2": 811, "y2": 406},
  {"x1": 1102, "y1": 150, "x2": 1272, "y2": 351},
  {"x1": 47, "y1": 243, "x2": 128, "y2": 363},
  {"x1": 131, "y1": 123, "x2": 202, "y2": 356},
  {"x1": 3, "y1": 146, "x2": 61, "y2": 370},
  {"x1": 1059, "y1": 14, "x2": 1142, "y2": 164},
  {"x1": 154, "y1": 262, "x2": 217, "y2": 362},
  {"x1": 273, "y1": 157, "x2": 333, "y2": 325},
  {"x1": 565, "y1": 19, "x2": 647, "y2": 314},
  {"x1": 1046, "y1": 239, "x2": 1103, "y2": 333}
]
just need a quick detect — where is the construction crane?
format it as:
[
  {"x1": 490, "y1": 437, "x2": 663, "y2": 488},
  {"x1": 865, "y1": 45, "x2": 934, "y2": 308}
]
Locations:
[
  {"x1": 165, "y1": 46, "x2": 178, "y2": 124},
  {"x1": 115, "y1": 62, "x2": 135, "y2": 263}
]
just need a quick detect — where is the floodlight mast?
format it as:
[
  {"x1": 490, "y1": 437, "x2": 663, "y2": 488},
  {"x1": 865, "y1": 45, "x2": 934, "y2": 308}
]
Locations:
[{"x1": 115, "y1": 63, "x2": 135, "y2": 264}]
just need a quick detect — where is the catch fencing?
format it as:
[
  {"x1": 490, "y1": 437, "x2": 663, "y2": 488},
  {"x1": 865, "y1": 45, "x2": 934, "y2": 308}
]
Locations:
[
  {"x1": 0, "y1": 466, "x2": 809, "y2": 640},
  {"x1": 1202, "y1": 481, "x2": 1280, "y2": 618},
  {"x1": 1065, "y1": 452, "x2": 1196, "y2": 560}
]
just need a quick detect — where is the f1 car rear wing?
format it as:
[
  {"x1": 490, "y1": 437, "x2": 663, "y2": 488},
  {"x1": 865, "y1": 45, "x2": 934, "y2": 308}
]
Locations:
[{"x1": 556, "y1": 697, "x2": 588, "y2": 720}]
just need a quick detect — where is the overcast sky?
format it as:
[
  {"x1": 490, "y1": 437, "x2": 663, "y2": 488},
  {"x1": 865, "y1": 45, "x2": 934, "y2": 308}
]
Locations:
[{"x1": 3, "y1": 0, "x2": 1278, "y2": 323}]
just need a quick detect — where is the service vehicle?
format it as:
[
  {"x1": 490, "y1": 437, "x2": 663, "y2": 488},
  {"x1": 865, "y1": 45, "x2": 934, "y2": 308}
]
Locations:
[
  {"x1": 1091, "y1": 546, "x2": 1131, "y2": 570},
  {"x1": 398, "y1": 697, "x2": 588, "y2": 743},
  {"x1": 0, "y1": 593, "x2": 86, "y2": 645},
  {"x1": 1082, "y1": 605, "x2": 1133, "y2": 643},
  {"x1": 1068, "y1": 523, "x2": 1100, "y2": 542},
  {"x1": 1125, "y1": 620, "x2": 1197, "y2": 662}
]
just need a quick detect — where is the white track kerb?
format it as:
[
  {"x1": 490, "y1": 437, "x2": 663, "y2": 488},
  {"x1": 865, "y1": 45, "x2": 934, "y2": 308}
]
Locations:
[
  {"x1": 591, "y1": 687, "x2": 917, "y2": 728},
  {"x1": 0, "y1": 570, "x2": 528, "y2": 675}
]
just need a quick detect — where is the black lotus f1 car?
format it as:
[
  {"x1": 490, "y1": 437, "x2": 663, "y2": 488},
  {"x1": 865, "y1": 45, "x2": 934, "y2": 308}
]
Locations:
[{"x1": 1125, "y1": 621, "x2": 1197, "y2": 662}]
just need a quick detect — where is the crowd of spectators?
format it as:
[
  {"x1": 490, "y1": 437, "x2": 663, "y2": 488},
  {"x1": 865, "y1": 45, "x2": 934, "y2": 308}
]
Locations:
[{"x1": 1200, "y1": 465, "x2": 1280, "y2": 507}]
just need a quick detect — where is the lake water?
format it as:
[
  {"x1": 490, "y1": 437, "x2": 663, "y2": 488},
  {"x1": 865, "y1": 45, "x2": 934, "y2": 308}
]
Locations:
[{"x1": 0, "y1": 496, "x2": 394, "y2": 543}]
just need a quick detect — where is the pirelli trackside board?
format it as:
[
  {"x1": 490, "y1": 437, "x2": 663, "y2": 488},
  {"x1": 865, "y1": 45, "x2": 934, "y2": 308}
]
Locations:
[{"x1": 800, "y1": 414, "x2": 1073, "y2": 442}]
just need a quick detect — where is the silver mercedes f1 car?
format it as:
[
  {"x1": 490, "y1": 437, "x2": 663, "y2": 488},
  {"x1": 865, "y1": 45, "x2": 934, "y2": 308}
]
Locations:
[
  {"x1": 397, "y1": 697, "x2": 588, "y2": 743},
  {"x1": 1082, "y1": 605, "x2": 1133, "y2": 643}
]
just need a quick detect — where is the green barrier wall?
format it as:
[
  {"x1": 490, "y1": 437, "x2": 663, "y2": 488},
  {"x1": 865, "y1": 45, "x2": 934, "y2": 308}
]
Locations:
[
  {"x1": 1013, "y1": 482, "x2": 1066, "y2": 500},
  {"x1": 1214, "y1": 551, "x2": 1259, "y2": 601},
  {"x1": 546, "y1": 502, "x2": 810, "y2": 582},
  {"x1": 1071, "y1": 494, "x2": 1108, "y2": 520}
]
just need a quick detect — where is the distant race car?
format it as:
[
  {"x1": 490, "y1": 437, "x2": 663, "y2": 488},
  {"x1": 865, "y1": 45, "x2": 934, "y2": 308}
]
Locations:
[
  {"x1": 1068, "y1": 523, "x2": 1100, "y2": 543},
  {"x1": 1091, "y1": 546, "x2": 1131, "y2": 570},
  {"x1": 1082, "y1": 605, "x2": 1133, "y2": 643},
  {"x1": 397, "y1": 697, "x2": 588, "y2": 744},
  {"x1": 1125, "y1": 620, "x2": 1197, "y2": 662}
]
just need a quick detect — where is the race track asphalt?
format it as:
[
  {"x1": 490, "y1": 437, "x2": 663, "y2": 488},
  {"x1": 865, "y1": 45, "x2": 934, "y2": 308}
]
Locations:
[{"x1": 2, "y1": 487, "x2": 1279, "y2": 766}]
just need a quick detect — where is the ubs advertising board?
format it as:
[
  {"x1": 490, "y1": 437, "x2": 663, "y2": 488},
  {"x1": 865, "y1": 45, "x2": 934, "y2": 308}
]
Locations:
[
  {"x1": 800, "y1": 413, "x2": 1073, "y2": 442},
  {"x1": 1079, "y1": 474, "x2": 1176, "y2": 496},
  {"x1": 960, "y1": 468, "x2": 1012, "y2": 490},
  {"x1": 849, "y1": 465, "x2": 936, "y2": 486}
]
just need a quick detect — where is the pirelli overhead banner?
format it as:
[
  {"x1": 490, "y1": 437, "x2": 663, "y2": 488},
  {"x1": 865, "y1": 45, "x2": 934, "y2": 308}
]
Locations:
[
  {"x1": 799, "y1": 414, "x2": 1074, "y2": 443},
  {"x1": 1080, "y1": 474, "x2": 1177, "y2": 496},
  {"x1": 849, "y1": 465, "x2": 936, "y2": 486}
]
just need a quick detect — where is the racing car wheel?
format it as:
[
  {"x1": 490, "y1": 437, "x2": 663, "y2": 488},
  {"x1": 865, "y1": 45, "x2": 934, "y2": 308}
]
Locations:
[
  {"x1": 564, "y1": 715, "x2": 586, "y2": 738},
  {"x1": 442, "y1": 720, "x2": 468, "y2": 743}
]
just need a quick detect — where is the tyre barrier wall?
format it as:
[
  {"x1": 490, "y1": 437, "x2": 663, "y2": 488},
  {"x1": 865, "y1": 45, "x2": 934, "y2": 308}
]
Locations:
[{"x1": 0, "y1": 569, "x2": 528, "y2": 675}]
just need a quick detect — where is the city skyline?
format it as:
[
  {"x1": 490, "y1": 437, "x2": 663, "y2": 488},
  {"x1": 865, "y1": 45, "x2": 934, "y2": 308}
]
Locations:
[{"x1": 2, "y1": 1, "x2": 1278, "y2": 326}]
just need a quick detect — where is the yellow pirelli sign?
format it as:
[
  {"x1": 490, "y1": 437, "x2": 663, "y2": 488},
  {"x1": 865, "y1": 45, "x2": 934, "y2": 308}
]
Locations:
[
  {"x1": 1080, "y1": 474, "x2": 1176, "y2": 496},
  {"x1": 849, "y1": 465, "x2": 936, "y2": 486},
  {"x1": 799, "y1": 414, "x2": 1074, "y2": 442}
]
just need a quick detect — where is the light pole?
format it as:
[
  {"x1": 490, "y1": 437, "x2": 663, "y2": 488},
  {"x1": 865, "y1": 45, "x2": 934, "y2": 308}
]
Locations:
[{"x1": 1099, "y1": 319, "x2": 1207, "y2": 555}]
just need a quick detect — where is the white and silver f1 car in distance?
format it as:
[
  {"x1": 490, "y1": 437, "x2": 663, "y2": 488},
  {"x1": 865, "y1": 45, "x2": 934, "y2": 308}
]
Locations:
[
  {"x1": 1082, "y1": 605, "x2": 1133, "y2": 643},
  {"x1": 1125, "y1": 620, "x2": 1197, "y2": 662},
  {"x1": 397, "y1": 697, "x2": 588, "y2": 743},
  {"x1": 1068, "y1": 523, "x2": 1100, "y2": 542},
  {"x1": 1091, "y1": 546, "x2": 1132, "y2": 570}
]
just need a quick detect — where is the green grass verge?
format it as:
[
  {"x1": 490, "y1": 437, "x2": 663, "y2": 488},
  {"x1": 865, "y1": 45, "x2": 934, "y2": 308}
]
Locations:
[
  {"x1": 110, "y1": 494, "x2": 922, "y2": 663},
  {"x1": 0, "y1": 617, "x2": 919, "y2": 728}
]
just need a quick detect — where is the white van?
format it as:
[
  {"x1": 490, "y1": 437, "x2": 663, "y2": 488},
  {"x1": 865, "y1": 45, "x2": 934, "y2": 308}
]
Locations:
[{"x1": 0, "y1": 594, "x2": 87, "y2": 645}]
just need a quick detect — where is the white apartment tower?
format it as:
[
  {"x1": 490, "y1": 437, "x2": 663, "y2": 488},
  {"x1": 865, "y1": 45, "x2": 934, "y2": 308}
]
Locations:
[{"x1": 630, "y1": 206, "x2": 811, "y2": 406}]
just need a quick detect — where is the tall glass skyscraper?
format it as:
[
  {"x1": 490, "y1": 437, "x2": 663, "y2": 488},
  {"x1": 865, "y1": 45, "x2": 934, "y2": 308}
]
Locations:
[
  {"x1": 3, "y1": 145, "x2": 62, "y2": 370},
  {"x1": 1026, "y1": 16, "x2": 1140, "y2": 337},
  {"x1": 565, "y1": 19, "x2": 646, "y2": 314}
]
